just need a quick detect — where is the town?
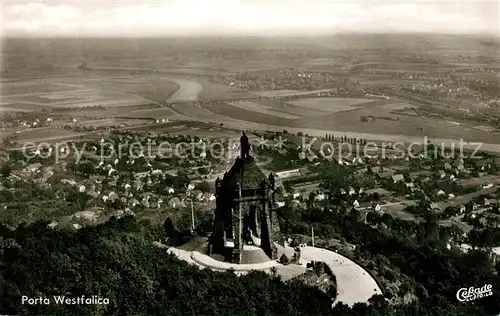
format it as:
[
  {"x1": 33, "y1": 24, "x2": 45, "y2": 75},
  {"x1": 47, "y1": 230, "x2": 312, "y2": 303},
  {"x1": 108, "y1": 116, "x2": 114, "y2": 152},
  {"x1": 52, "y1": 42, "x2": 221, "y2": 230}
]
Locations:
[{"x1": 1, "y1": 6, "x2": 499, "y2": 314}]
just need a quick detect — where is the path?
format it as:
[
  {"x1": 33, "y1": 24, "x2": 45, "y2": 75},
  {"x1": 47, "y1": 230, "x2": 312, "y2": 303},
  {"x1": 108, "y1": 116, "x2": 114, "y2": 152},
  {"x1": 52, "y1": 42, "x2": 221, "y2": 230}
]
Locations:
[
  {"x1": 269, "y1": 236, "x2": 381, "y2": 306},
  {"x1": 299, "y1": 246, "x2": 382, "y2": 306}
]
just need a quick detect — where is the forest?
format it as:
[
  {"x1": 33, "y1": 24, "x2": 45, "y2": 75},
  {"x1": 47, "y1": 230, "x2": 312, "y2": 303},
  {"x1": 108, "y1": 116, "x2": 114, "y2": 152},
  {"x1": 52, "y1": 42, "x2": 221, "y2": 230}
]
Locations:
[{"x1": 0, "y1": 207, "x2": 499, "y2": 315}]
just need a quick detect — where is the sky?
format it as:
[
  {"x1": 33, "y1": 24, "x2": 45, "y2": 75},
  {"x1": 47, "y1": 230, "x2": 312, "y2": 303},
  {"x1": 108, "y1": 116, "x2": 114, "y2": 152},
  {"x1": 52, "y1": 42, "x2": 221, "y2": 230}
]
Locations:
[{"x1": 2, "y1": 0, "x2": 499, "y2": 37}]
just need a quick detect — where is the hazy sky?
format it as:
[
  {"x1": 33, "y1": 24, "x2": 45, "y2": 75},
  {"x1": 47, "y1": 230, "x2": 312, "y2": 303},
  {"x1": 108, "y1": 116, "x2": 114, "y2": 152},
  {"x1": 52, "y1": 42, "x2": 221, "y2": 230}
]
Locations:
[{"x1": 2, "y1": 0, "x2": 499, "y2": 37}]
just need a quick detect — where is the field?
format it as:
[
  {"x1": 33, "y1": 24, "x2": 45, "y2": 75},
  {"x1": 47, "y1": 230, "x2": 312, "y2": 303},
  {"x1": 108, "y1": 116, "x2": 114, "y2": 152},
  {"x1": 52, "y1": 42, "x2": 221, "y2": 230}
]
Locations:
[
  {"x1": 125, "y1": 107, "x2": 178, "y2": 118},
  {"x1": 0, "y1": 105, "x2": 32, "y2": 112},
  {"x1": 378, "y1": 102, "x2": 417, "y2": 110},
  {"x1": 1, "y1": 35, "x2": 498, "y2": 151},
  {"x1": 76, "y1": 118, "x2": 148, "y2": 128},
  {"x1": 1, "y1": 81, "x2": 78, "y2": 95},
  {"x1": 0, "y1": 75, "x2": 164, "y2": 111},
  {"x1": 253, "y1": 89, "x2": 335, "y2": 98},
  {"x1": 288, "y1": 97, "x2": 373, "y2": 113},
  {"x1": 228, "y1": 101, "x2": 302, "y2": 119},
  {"x1": 257, "y1": 99, "x2": 331, "y2": 117},
  {"x1": 10, "y1": 127, "x2": 84, "y2": 144},
  {"x1": 203, "y1": 102, "x2": 294, "y2": 126}
]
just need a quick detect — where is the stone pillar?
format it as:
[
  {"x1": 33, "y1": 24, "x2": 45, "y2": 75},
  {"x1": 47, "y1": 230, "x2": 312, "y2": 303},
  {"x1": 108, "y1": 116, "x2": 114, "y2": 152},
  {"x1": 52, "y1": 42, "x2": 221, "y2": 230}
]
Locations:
[
  {"x1": 212, "y1": 195, "x2": 226, "y2": 254},
  {"x1": 232, "y1": 183, "x2": 243, "y2": 264},
  {"x1": 260, "y1": 182, "x2": 274, "y2": 259},
  {"x1": 249, "y1": 205, "x2": 259, "y2": 237}
]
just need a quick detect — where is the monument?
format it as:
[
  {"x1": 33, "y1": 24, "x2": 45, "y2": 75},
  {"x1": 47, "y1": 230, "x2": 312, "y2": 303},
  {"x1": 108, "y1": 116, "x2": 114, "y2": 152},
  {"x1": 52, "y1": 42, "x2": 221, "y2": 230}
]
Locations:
[{"x1": 209, "y1": 131, "x2": 278, "y2": 263}]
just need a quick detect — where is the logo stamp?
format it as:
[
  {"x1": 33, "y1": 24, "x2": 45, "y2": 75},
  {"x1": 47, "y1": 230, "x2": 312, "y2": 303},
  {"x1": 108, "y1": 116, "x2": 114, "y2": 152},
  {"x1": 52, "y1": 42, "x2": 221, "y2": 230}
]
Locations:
[{"x1": 456, "y1": 284, "x2": 493, "y2": 302}]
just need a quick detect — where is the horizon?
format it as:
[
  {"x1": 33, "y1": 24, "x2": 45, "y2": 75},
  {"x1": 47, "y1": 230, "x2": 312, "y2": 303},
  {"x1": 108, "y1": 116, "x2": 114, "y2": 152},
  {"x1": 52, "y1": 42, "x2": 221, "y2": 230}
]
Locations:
[
  {"x1": 3, "y1": 32, "x2": 499, "y2": 40},
  {"x1": 3, "y1": 1, "x2": 498, "y2": 37}
]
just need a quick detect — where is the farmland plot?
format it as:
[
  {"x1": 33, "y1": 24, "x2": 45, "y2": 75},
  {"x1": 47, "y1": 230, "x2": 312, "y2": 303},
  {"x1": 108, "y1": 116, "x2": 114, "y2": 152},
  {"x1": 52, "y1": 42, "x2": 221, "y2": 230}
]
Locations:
[
  {"x1": 289, "y1": 97, "x2": 373, "y2": 112},
  {"x1": 5, "y1": 88, "x2": 152, "y2": 108},
  {"x1": 0, "y1": 81, "x2": 78, "y2": 96},
  {"x1": 228, "y1": 101, "x2": 302, "y2": 119},
  {"x1": 379, "y1": 102, "x2": 417, "y2": 110},
  {"x1": 50, "y1": 73, "x2": 181, "y2": 105},
  {"x1": 253, "y1": 89, "x2": 336, "y2": 98},
  {"x1": 11, "y1": 127, "x2": 84, "y2": 143},
  {"x1": 203, "y1": 102, "x2": 294, "y2": 126},
  {"x1": 257, "y1": 99, "x2": 331, "y2": 118},
  {"x1": 125, "y1": 107, "x2": 178, "y2": 118}
]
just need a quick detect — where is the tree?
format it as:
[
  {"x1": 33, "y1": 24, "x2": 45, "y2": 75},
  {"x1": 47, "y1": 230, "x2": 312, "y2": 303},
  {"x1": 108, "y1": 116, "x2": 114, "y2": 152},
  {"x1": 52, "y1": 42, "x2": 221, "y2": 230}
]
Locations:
[
  {"x1": 366, "y1": 211, "x2": 381, "y2": 225},
  {"x1": 195, "y1": 181, "x2": 212, "y2": 193},
  {"x1": 0, "y1": 164, "x2": 11, "y2": 178},
  {"x1": 163, "y1": 217, "x2": 175, "y2": 237}
]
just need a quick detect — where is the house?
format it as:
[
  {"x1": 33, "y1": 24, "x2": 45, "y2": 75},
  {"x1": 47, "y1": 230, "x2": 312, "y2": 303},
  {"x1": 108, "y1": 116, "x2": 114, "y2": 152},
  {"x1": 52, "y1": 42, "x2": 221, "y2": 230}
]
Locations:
[
  {"x1": 353, "y1": 200, "x2": 360, "y2": 208},
  {"x1": 196, "y1": 192, "x2": 204, "y2": 201},
  {"x1": 131, "y1": 199, "x2": 140, "y2": 207},
  {"x1": 430, "y1": 202, "x2": 442, "y2": 211},
  {"x1": 484, "y1": 198, "x2": 498, "y2": 206},
  {"x1": 454, "y1": 158, "x2": 465, "y2": 171},
  {"x1": 61, "y1": 179, "x2": 77, "y2": 186},
  {"x1": 352, "y1": 157, "x2": 364, "y2": 164},
  {"x1": 24, "y1": 163, "x2": 42, "y2": 173},
  {"x1": 277, "y1": 149, "x2": 288, "y2": 155},
  {"x1": 472, "y1": 202, "x2": 480, "y2": 211},
  {"x1": 314, "y1": 194, "x2": 326, "y2": 201},
  {"x1": 392, "y1": 174, "x2": 404, "y2": 183},
  {"x1": 374, "y1": 204, "x2": 382, "y2": 211},
  {"x1": 275, "y1": 169, "x2": 301, "y2": 179},
  {"x1": 479, "y1": 218, "x2": 488, "y2": 226},
  {"x1": 108, "y1": 191, "x2": 118, "y2": 201},
  {"x1": 151, "y1": 169, "x2": 162, "y2": 175},
  {"x1": 460, "y1": 204, "x2": 466, "y2": 213},
  {"x1": 378, "y1": 169, "x2": 395, "y2": 179}
]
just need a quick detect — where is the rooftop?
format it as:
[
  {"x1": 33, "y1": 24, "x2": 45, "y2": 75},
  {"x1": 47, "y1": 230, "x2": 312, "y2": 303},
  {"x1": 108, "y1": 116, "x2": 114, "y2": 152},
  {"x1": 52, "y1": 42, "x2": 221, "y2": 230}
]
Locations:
[{"x1": 222, "y1": 157, "x2": 268, "y2": 190}]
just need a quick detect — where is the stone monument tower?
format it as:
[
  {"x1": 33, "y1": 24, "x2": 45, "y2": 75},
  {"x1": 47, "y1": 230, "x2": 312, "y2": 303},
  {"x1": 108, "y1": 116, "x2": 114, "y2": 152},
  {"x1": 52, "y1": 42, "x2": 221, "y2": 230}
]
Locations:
[{"x1": 210, "y1": 132, "x2": 278, "y2": 263}]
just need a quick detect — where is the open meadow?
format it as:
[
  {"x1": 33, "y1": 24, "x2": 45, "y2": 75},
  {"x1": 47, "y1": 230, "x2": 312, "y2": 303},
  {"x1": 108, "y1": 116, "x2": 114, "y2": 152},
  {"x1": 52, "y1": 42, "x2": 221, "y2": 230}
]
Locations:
[
  {"x1": 288, "y1": 97, "x2": 375, "y2": 113},
  {"x1": 228, "y1": 101, "x2": 302, "y2": 119}
]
